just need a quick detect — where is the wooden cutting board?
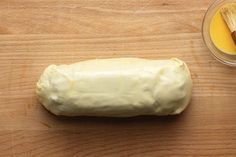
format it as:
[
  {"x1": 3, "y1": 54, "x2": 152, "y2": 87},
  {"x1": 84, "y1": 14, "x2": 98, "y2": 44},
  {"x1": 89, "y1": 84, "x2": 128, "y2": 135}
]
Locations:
[{"x1": 1, "y1": 0, "x2": 236, "y2": 156}]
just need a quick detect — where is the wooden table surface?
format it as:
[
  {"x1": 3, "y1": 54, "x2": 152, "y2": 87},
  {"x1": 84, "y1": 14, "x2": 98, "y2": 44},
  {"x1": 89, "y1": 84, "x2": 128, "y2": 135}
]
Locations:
[{"x1": 1, "y1": 0, "x2": 236, "y2": 156}]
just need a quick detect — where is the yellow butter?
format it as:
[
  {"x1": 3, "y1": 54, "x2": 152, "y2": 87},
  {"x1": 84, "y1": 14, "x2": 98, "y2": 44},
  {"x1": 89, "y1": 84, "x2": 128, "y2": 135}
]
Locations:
[{"x1": 210, "y1": 8, "x2": 236, "y2": 55}]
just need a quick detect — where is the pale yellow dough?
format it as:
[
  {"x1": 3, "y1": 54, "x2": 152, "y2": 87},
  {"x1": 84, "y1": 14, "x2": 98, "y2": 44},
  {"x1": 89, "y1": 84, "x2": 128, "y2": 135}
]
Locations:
[{"x1": 36, "y1": 58, "x2": 192, "y2": 117}]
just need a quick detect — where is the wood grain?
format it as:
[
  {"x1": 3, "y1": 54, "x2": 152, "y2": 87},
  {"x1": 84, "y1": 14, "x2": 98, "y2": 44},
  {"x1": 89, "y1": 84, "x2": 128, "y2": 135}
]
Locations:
[{"x1": 1, "y1": 0, "x2": 236, "y2": 156}]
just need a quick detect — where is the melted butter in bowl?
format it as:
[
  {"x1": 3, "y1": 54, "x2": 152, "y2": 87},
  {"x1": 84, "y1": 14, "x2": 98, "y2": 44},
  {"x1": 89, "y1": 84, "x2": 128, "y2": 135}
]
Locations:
[
  {"x1": 202, "y1": 0, "x2": 236, "y2": 66},
  {"x1": 210, "y1": 4, "x2": 236, "y2": 55}
]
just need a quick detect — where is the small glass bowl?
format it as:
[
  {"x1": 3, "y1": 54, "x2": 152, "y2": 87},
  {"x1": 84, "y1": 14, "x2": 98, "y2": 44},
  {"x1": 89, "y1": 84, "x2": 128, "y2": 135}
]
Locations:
[{"x1": 202, "y1": 0, "x2": 236, "y2": 66}]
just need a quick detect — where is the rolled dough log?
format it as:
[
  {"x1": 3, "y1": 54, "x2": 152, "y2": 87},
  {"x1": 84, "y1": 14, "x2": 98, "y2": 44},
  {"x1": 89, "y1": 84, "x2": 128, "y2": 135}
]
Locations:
[{"x1": 36, "y1": 58, "x2": 192, "y2": 117}]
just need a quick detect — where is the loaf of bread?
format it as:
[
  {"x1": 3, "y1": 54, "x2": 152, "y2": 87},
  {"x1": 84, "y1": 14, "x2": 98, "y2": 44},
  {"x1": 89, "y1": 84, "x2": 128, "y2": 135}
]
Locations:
[{"x1": 36, "y1": 58, "x2": 192, "y2": 117}]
